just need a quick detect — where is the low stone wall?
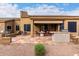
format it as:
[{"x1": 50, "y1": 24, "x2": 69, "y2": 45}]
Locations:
[
  {"x1": 0, "y1": 37, "x2": 11, "y2": 44},
  {"x1": 52, "y1": 32, "x2": 70, "y2": 42}
]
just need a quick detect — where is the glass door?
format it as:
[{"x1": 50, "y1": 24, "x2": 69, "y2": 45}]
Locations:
[{"x1": 40, "y1": 24, "x2": 48, "y2": 32}]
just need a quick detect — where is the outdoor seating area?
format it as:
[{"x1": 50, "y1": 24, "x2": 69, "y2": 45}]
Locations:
[
  {"x1": 0, "y1": 31, "x2": 79, "y2": 45},
  {"x1": 35, "y1": 31, "x2": 54, "y2": 37},
  {"x1": 3, "y1": 30, "x2": 78, "y2": 45}
]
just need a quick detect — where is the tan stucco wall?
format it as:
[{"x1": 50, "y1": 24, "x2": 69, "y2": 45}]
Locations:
[
  {"x1": 0, "y1": 15, "x2": 79, "y2": 36},
  {"x1": 0, "y1": 22, "x2": 5, "y2": 32},
  {"x1": 0, "y1": 19, "x2": 20, "y2": 33},
  {"x1": 20, "y1": 18, "x2": 33, "y2": 36},
  {"x1": 64, "y1": 20, "x2": 79, "y2": 35},
  {"x1": 34, "y1": 24, "x2": 40, "y2": 36},
  {"x1": 14, "y1": 20, "x2": 20, "y2": 32},
  {"x1": 5, "y1": 20, "x2": 15, "y2": 33}
]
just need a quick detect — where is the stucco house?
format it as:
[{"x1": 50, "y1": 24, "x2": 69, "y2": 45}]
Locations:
[{"x1": 0, "y1": 11, "x2": 79, "y2": 37}]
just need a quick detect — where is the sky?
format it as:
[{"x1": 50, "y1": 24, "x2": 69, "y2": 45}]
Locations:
[{"x1": 1, "y1": 3, "x2": 79, "y2": 18}]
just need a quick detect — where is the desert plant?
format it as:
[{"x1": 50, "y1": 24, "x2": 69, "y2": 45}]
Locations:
[{"x1": 35, "y1": 43, "x2": 46, "y2": 56}]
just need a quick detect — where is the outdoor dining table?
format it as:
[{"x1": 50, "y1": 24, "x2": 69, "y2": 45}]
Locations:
[{"x1": 39, "y1": 31, "x2": 45, "y2": 37}]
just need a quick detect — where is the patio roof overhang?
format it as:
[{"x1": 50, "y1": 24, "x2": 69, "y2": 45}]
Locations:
[{"x1": 29, "y1": 16, "x2": 79, "y2": 20}]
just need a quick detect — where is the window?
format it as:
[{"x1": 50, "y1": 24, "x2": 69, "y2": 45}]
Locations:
[
  {"x1": 7, "y1": 26, "x2": 11, "y2": 31},
  {"x1": 24, "y1": 24, "x2": 31, "y2": 31},
  {"x1": 16, "y1": 25, "x2": 19, "y2": 31},
  {"x1": 68, "y1": 22, "x2": 76, "y2": 32}
]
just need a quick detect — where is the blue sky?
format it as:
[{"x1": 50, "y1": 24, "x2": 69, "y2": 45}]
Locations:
[
  {"x1": 16, "y1": 3, "x2": 79, "y2": 16},
  {"x1": 1, "y1": 3, "x2": 79, "y2": 18},
  {"x1": 16, "y1": 3, "x2": 79, "y2": 11}
]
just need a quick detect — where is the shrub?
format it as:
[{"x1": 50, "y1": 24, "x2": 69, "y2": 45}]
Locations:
[{"x1": 35, "y1": 43, "x2": 46, "y2": 56}]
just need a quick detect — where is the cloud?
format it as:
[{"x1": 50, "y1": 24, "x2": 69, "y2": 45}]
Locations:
[
  {"x1": 0, "y1": 3, "x2": 20, "y2": 18},
  {"x1": 0, "y1": 3, "x2": 79, "y2": 18},
  {"x1": 23, "y1": 4, "x2": 64, "y2": 15},
  {"x1": 23, "y1": 4, "x2": 79, "y2": 16},
  {"x1": 63, "y1": 3, "x2": 70, "y2": 6}
]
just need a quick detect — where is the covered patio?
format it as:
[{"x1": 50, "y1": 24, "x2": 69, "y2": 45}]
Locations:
[{"x1": 33, "y1": 20, "x2": 64, "y2": 36}]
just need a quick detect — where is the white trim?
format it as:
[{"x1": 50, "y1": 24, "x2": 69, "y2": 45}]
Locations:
[{"x1": 34, "y1": 21, "x2": 63, "y2": 24}]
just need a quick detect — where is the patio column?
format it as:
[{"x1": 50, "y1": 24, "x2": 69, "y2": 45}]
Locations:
[
  {"x1": 58, "y1": 24, "x2": 60, "y2": 32},
  {"x1": 31, "y1": 20, "x2": 34, "y2": 37}
]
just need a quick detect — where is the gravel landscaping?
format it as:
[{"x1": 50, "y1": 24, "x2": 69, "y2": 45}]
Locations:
[{"x1": 0, "y1": 43, "x2": 78, "y2": 56}]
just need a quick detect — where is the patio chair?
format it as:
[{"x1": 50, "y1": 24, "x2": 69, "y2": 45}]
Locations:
[
  {"x1": 44, "y1": 31, "x2": 51, "y2": 36},
  {"x1": 70, "y1": 34, "x2": 74, "y2": 42},
  {"x1": 70, "y1": 34, "x2": 78, "y2": 44},
  {"x1": 35, "y1": 31, "x2": 40, "y2": 36}
]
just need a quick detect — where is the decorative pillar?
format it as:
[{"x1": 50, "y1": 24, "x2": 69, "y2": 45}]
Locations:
[
  {"x1": 20, "y1": 18, "x2": 23, "y2": 32},
  {"x1": 58, "y1": 24, "x2": 60, "y2": 32},
  {"x1": 31, "y1": 20, "x2": 34, "y2": 37}
]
